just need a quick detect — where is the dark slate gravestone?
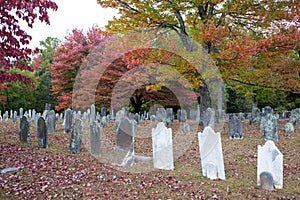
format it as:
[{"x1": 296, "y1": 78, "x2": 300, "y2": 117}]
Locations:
[
  {"x1": 177, "y1": 109, "x2": 181, "y2": 121},
  {"x1": 37, "y1": 117, "x2": 48, "y2": 148},
  {"x1": 101, "y1": 107, "x2": 106, "y2": 117},
  {"x1": 69, "y1": 119, "x2": 83, "y2": 154},
  {"x1": 47, "y1": 110, "x2": 56, "y2": 133},
  {"x1": 90, "y1": 121, "x2": 101, "y2": 156},
  {"x1": 20, "y1": 116, "x2": 30, "y2": 144},
  {"x1": 203, "y1": 107, "x2": 215, "y2": 129},
  {"x1": 229, "y1": 115, "x2": 243, "y2": 139},
  {"x1": 116, "y1": 117, "x2": 135, "y2": 166},
  {"x1": 64, "y1": 108, "x2": 72, "y2": 133}
]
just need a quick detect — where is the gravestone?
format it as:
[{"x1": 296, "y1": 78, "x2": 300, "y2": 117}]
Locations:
[
  {"x1": 0, "y1": 114, "x2": 2, "y2": 122},
  {"x1": 177, "y1": 109, "x2": 187, "y2": 122},
  {"x1": 31, "y1": 109, "x2": 36, "y2": 122},
  {"x1": 156, "y1": 107, "x2": 166, "y2": 122},
  {"x1": 166, "y1": 108, "x2": 173, "y2": 126},
  {"x1": 229, "y1": 115, "x2": 243, "y2": 139},
  {"x1": 260, "y1": 106, "x2": 273, "y2": 130},
  {"x1": 69, "y1": 119, "x2": 83, "y2": 154},
  {"x1": 289, "y1": 108, "x2": 300, "y2": 126},
  {"x1": 196, "y1": 104, "x2": 201, "y2": 123},
  {"x1": 12, "y1": 111, "x2": 17, "y2": 123},
  {"x1": 284, "y1": 122, "x2": 294, "y2": 133},
  {"x1": 182, "y1": 122, "x2": 190, "y2": 134},
  {"x1": 133, "y1": 113, "x2": 140, "y2": 125},
  {"x1": 251, "y1": 107, "x2": 261, "y2": 125},
  {"x1": 20, "y1": 116, "x2": 30, "y2": 144},
  {"x1": 261, "y1": 111, "x2": 278, "y2": 141},
  {"x1": 150, "y1": 115, "x2": 156, "y2": 122},
  {"x1": 45, "y1": 103, "x2": 51, "y2": 111},
  {"x1": 110, "y1": 105, "x2": 115, "y2": 120},
  {"x1": 100, "y1": 116, "x2": 107, "y2": 128},
  {"x1": 116, "y1": 117, "x2": 135, "y2": 166},
  {"x1": 90, "y1": 104, "x2": 96, "y2": 125},
  {"x1": 198, "y1": 126, "x2": 225, "y2": 180},
  {"x1": 257, "y1": 140, "x2": 283, "y2": 189},
  {"x1": 37, "y1": 117, "x2": 48, "y2": 148},
  {"x1": 90, "y1": 121, "x2": 101, "y2": 156},
  {"x1": 152, "y1": 122, "x2": 174, "y2": 170},
  {"x1": 19, "y1": 108, "x2": 23, "y2": 119},
  {"x1": 203, "y1": 108, "x2": 215, "y2": 129},
  {"x1": 64, "y1": 108, "x2": 72, "y2": 133},
  {"x1": 47, "y1": 110, "x2": 56, "y2": 133},
  {"x1": 101, "y1": 107, "x2": 106, "y2": 117},
  {"x1": 4, "y1": 111, "x2": 8, "y2": 122},
  {"x1": 116, "y1": 108, "x2": 126, "y2": 127},
  {"x1": 189, "y1": 109, "x2": 197, "y2": 120},
  {"x1": 177, "y1": 109, "x2": 181, "y2": 121}
]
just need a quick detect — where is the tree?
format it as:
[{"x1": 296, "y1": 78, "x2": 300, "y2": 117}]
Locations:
[
  {"x1": 0, "y1": 0, "x2": 58, "y2": 90},
  {"x1": 32, "y1": 37, "x2": 60, "y2": 112},
  {"x1": 97, "y1": 0, "x2": 300, "y2": 95},
  {"x1": 49, "y1": 28, "x2": 109, "y2": 111}
]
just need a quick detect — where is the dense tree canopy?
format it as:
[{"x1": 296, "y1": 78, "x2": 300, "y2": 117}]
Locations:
[
  {"x1": 97, "y1": 0, "x2": 300, "y2": 94},
  {"x1": 0, "y1": 0, "x2": 58, "y2": 90}
]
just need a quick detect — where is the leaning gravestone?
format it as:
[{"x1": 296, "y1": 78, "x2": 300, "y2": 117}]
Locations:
[
  {"x1": 64, "y1": 108, "x2": 72, "y2": 133},
  {"x1": 152, "y1": 122, "x2": 174, "y2": 170},
  {"x1": 20, "y1": 116, "x2": 30, "y2": 144},
  {"x1": 257, "y1": 140, "x2": 283, "y2": 190},
  {"x1": 203, "y1": 107, "x2": 215, "y2": 129},
  {"x1": 47, "y1": 110, "x2": 56, "y2": 133},
  {"x1": 229, "y1": 115, "x2": 243, "y2": 139},
  {"x1": 116, "y1": 117, "x2": 135, "y2": 166},
  {"x1": 69, "y1": 119, "x2": 83, "y2": 154},
  {"x1": 198, "y1": 126, "x2": 225, "y2": 180},
  {"x1": 37, "y1": 117, "x2": 48, "y2": 148},
  {"x1": 90, "y1": 121, "x2": 101, "y2": 156}
]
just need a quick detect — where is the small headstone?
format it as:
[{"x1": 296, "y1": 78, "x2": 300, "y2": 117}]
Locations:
[
  {"x1": 284, "y1": 122, "x2": 294, "y2": 133},
  {"x1": 37, "y1": 117, "x2": 48, "y2": 148},
  {"x1": 101, "y1": 107, "x2": 106, "y2": 117},
  {"x1": 198, "y1": 126, "x2": 225, "y2": 180},
  {"x1": 64, "y1": 108, "x2": 72, "y2": 133},
  {"x1": 47, "y1": 110, "x2": 56, "y2": 133},
  {"x1": 152, "y1": 122, "x2": 174, "y2": 170},
  {"x1": 229, "y1": 115, "x2": 243, "y2": 139},
  {"x1": 182, "y1": 122, "x2": 190, "y2": 134},
  {"x1": 69, "y1": 119, "x2": 83, "y2": 154},
  {"x1": 156, "y1": 108, "x2": 166, "y2": 122},
  {"x1": 20, "y1": 116, "x2": 30, "y2": 144},
  {"x1": 203, "y1": 108, "x2": 215, "y2": 129},
  {"x1": 259, "y1": 171, "x2": 275, "y2": 190},
  {"x1": 150, "y1": 115, "x2": 156, "y2": 122},
  {"x1": 257, "y1": 140, "x2": 283, "y2": 189},
  {"x1": 90, "y1": 121, "x2": 101, "y2": 156}
]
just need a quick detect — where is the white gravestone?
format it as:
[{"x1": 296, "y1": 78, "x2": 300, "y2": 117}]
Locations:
[
  {"x1": 152, "y1": 122, "x2": 174, "y2": 170},
  {"x1": 257, "y1": 140, "x2": 283, "y2": 189},
  {"x1": 198, "y1": 126, "x2": 225, "y2": 180}
]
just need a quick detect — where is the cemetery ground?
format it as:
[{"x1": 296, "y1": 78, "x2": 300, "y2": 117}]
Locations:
[{"x1": 0, "y1": 119, "x2": 299, "y2": 199}]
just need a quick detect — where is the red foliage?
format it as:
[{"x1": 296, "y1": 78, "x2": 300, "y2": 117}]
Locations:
[{"x1": 0, "y1": 0, "x2": 58, "y2": 89}]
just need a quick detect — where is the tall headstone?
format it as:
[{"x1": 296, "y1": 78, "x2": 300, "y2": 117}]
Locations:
[
  {"x1": 4, "y1": 111, "x2": 8, "y2": 122},
  {"x1": 196, "y1": 104, "x2": 201, "y2": 123},
  {"x1": 90, "y1": 121, "x2": 101, "y2": 156},
  {"x1": 90, "y1": 104, "x2": 96, "y2": 125},
  {"x1": 229, "y1": 115, "x2": 243, "y2": 139},
  {"x1": 156, "y1": 107, "x2": 166, "y2": 122},
  {"x1": 64, "y1": 108, "x2": 72, "y2": 133},
  {"x1": 69, "y1": 119, "x2": 83, "y2": 154},
  {"x1": 19, "y1": 108, "x2": 23, "y2": 119},
  {"x1": 37, "y1": 117, "x2": 48, "y2": 148},
  {"x1": 20, "y1": 116, "x2": 30, "y2": 144},
  {"x1": 152, "y1": 122, "x2": 174, "y2": 170},
  {"x1": 12, "y1": 111, "x2": 17, "y2": 123},
  {"x1": 203, "y1": 108, "x2": 215, "y2": 129},
  {"x1": 198, "y1": 126, "x2": 225, "y2": 180},
  {"x1": 47, "y1": 110, "x2": 56, "y2": 133},
  {"x1": 116, "y1": 117, "x2": 135, "y2": 166},
  {"x1": 257, "y1": 140, "x2": 283, "y2": 189},
  {"x1": 110, "y1": 105, "x2": 115, "y2": 120},
  {"x1": 260, "y1": 107, "x2": 278, "y2": 141},
  {"x1": 101, "y1": 107, "x2": 106, "y2": 117},
  {"x1": 166, "y1": 108, "x2": 173, "y2": 126},
  {"x1": 251, "y1": 107, "x2": 261, "y2": 125}
]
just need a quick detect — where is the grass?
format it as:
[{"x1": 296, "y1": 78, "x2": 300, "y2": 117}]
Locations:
[{"x1": 0, "y1": 118, "x2": 299, "y2": 199}]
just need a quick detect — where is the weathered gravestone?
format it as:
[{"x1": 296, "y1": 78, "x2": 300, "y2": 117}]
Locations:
[
  {"x1": 156, "y1": 107, "x2": 166, "y2": 122},
  {"x1": 229, "y1": 115, "x2": 243, "y2": 139},
  {"x1": 251, "y1": 107, "x2": 261, "y2": 125},
  {"x1": 152, "y1": 122, "x2": 174, "y2": 170},
  {"x1": 69, "y1": 119, "x2": 83, "y2": 154},
  {"x1": 284, "y1": 122, "x2": 294, "y2": 133},
  {"x1": 115, "y1": 108, "x2": 126, "y2": 127},
  {"x1": 90, "y1": 121, "x2": 101, "y2": 156},
  {"x1": 47, "y1": 110, "x2": 56, "y2": 133},
  {"x1": 203, "y1": 108, "x2": 215, "y2": 129},
  {"x1": 19, "y1": 108, "x2": 23, "y2": 119},
  {"x1": 90, "y1": 104, "x2": 96, "y2": 125},
  {"x1": 133, "y1": 113, "x2": 140, "y2": 125},
  {"x1": 100, "y1": 116, "x2": 107, "y2": 128},
  {"x1": 101, "y1": 107, "x2": 106, "y2": 117},
  {"x1": 37, "y1": 117, "x2": 48, "y2": 148},
  {"x1": 64, "y1": 108, "x2": 72, "y2": 133},
  {"x1": 20, "y1": 116, "x2": 30, "y2": 144},
  {"x1": 260, "y1": 107, "x2": 278, "y2": 141},
  {"x1": 110, "y1": 105, "x2": 115, "y2": 120},
  {"x1": 116, "y1": 118, "x2": 135, "y2": 166},
  {"x1": 257, "y1": 140, "x2": 283, "y2": 190},
  {"x1": 4, "y1": 111, "x2": 8, "y2": 122},
  {"x1": 198, "y1": 126, "x2": 225, "y2": 180},
  {"x1": 166, "y1": 108, "x2": 173, "y2": 126},
  {"x1": 12, "y1": 111, "x2": 17, "y2": 123},
  {"x1": 289, "y1": 108, "x2": 300, "y2": 126},
  {"x1": 189, "y1": 109, "x2": 197, "y2": 121}
]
